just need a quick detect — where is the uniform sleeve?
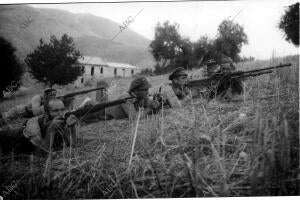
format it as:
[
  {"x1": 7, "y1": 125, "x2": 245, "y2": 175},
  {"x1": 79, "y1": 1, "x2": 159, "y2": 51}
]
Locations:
[
  {"x1": 23, "y1": 116, "x2": 47, "y2": 151},
  {"x1": 31, "y1": 95, "x2": 44, "y2": 116},
  {"x1": 161, "y1": 85, "x2": 182, "y2": 109},
  {"x1": 121, "y1": 99, "x2": 138, "y2": 119},
  {"x1": 181, "y1": 87, "x2": 193, "y2": 105}
]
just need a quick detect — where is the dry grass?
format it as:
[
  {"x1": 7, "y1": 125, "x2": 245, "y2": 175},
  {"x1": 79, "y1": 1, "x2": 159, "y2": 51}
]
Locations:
[{"x1": 0, "y1": 55, "x2": 299, "y2": 199}]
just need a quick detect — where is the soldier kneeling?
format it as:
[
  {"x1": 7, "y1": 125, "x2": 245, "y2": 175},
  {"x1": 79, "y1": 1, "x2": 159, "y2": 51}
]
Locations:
[{"x1": 0, "y1": 99, "x2": 78, "y2": 154}]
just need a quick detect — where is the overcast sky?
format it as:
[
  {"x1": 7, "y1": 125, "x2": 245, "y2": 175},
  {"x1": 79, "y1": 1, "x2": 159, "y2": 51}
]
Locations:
[{"x1": 7, "y1": 0, "x2": 299, "y2": 60}]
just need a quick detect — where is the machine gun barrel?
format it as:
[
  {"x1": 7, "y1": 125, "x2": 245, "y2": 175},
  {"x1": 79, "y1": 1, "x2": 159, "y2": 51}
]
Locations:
[
  {"x1": 232, "y1": 63, "x2": 292, "y2": 77},
  {"x1": 232, "y1": 70, "x2": 273, "y2": 79},
  {"x1": 187, "y1": 63, "x2": 292, "y2": 88},
  {"x1": 187, "y1": 77, "x2": 213, "y2": 88}
]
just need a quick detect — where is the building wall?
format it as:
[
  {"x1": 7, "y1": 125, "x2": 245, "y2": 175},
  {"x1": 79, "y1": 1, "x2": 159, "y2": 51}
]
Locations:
[{"x1": 75, "y1": 64, "x2": 138, "y2": 87}]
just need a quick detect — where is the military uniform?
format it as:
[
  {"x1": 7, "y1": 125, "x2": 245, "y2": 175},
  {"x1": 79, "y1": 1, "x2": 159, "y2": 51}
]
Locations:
[
  {"x1": 219, "y1": 57, "x2": 236, "y2": 73},
  {"x1": 24, "y1": 114, "x2": 77, "y2": 151},
  {"x1": 106, "y1": 92, "x2": 139, "y2": 119},
  {"x1": 1, "y1": 88, "x2": 57, "y2": 121},
  {"x1": 205, "y1": 59, "x2": 220, "y2": 77},
  {"x1": 80, "y1": 77, "x2": 154, "y2": 121},
  {"x1": 151, "y1": 83, "x2": 192, "y2": 109},
  {"x1": 0, "y1": 114, "x2": 77, "y2": 153},
  {"x1": 2, "y1": 94, "x2": 45, "y2": 120},
  {"x1": 216, "y1": 57, "x2": 242, "y2": 101},
  {"x1": 152, "y1": 67, "x2": 192, "y2": 109}
]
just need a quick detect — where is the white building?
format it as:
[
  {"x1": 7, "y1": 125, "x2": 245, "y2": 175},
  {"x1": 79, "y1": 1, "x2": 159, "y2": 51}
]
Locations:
[{"x1": 75, "y1": 56, "x2": 139, "y2": 87}]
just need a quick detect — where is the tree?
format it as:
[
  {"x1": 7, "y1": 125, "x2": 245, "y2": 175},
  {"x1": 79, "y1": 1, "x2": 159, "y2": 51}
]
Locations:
[
  {"x1": 25, "y1": 34, "x2": 83, "y2": 87},
  {"x1": 175, "y1": 37, "x2": 195, "y2": 70},
  {"x1": 279, "y1": 2, "x2": 299, "y2": 46},
  {"x1": 214, "y1": 20, "x2": 248, "y2": 62},
  {"x1": 150, "y1": 21, "x2": 183, "y2": 73},
  {"x1": 194, "y1": 36, "x2": 218, "y2": 67},
  {"x1": 0, "y1": 37, "x2": 24, "y2": 98}
]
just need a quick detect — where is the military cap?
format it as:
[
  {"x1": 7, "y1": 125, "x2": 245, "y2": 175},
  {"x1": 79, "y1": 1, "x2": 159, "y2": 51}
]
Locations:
[
  {"x1": 169, "y1": 67, "x2": 188, "y2": 80},
  {"x1": 44, "y1": 88, "x2": 57, "y2": 95},
  {"x1": 129, "y1": 77, "x2": 152, "y2": 92}
]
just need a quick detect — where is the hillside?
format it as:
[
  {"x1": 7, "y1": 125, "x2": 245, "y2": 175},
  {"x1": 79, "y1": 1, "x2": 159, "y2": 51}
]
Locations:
[{"x1": 0, "y1": 5, "x2": 155, "y2": 68}]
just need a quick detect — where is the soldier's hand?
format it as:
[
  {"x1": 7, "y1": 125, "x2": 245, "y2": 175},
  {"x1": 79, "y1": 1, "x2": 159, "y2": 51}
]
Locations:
[
  {"x1": 49, "y1": 116, "x2": 65, "y2": 129},
  {"x1": 51, "y1": 116, "x2": 65, "y2": 125},
  {"x1": 66, "y1": 114, "x2": 78, "y2": 127}
]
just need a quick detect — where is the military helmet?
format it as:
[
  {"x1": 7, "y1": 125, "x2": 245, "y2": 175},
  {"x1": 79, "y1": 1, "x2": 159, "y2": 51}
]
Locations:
[{"x1": 129, "y1": 77, "x2": 152, "y2": 92}]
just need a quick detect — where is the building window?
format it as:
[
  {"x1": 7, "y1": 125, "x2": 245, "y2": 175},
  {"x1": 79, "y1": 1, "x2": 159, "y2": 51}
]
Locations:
[
  {"x1": 114, "y1": 68, "x2": 117, "y2": 77},
  {"x1": 100, "y1": 67, "x2": 103, "y2": 74},
  {"x1": 81, "y1": 77, "x2": 84, "y2": 83},
  {"x1": 122, "y1": 69, "x2": 125, "y2": 77},
  {"x1": 91, "y1": 66, "x2": 94, "y2": 76},
  {"x1": 131, "y1": 70, "x2": 134, "y2": 75}
]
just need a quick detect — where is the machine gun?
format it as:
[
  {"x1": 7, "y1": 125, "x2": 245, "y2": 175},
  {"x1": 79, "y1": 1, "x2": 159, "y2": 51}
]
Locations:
[{"x1": 187, "y1": 63, "x2": 292, "y2": 100}]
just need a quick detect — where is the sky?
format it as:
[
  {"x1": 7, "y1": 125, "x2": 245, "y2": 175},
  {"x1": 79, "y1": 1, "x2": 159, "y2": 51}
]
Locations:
[{"x1": 4, "y1": 0, "x2": 299, "y2": 60}]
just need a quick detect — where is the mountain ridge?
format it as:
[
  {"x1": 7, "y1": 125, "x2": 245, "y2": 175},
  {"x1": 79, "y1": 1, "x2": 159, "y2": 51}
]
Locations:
[{"x1": 0, "y1": 5, "x2": 154, "y2": 68}]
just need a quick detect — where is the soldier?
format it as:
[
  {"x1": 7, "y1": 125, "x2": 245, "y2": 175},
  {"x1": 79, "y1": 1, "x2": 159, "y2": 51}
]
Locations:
[
  {"x1": 0, "y1": 88, "x2": 57, "y2": 122},
  {"x1": 215, "y1": 57, "x2": 243, "y2": 101},
  {"x1": 106, "y1": 76, "x2": 159, "y2": 119},
  {"x1": 218, "y1": 57, "x2": 236, "y2": 74},
  {"x1": 80, "y1": 77, "x2": 160, "y2": 122},
  {"x1": 0, "y1": 98, "x2": 78, "y2": 154},
  {"x1": 152, "y1": 67, "x2": 192, "y2": 109},
  {"x1": 205, "y1": 59, "x2": 220, "y2": 77}
]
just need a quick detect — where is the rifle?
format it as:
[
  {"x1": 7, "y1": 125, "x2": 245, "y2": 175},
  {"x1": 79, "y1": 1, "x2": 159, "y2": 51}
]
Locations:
[
  {"x1": 57, "y1": 86, "x2": 106, "y2": 100},
  {"x1": 187, "y1": 63, "x2": 292, "y2": 100},
  {"x1": 0, "y1": 96, "x2": 136, "y2": 153},
  {"x1": 63, "y1": 96, "x2": 135, "y2": 119}
]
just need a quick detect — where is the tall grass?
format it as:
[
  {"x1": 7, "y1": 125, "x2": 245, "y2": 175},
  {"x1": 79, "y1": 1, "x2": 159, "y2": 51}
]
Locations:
[{"x1": 0, "y1": 55, "x2": 299, "y2": 198}]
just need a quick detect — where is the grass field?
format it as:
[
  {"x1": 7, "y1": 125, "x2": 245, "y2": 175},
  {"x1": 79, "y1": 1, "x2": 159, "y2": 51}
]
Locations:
[{"x1": 0, "y1": 55, "x2": 299, "y2": 198}]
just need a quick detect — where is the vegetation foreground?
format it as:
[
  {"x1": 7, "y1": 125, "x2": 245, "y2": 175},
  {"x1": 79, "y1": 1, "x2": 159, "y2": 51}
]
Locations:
[{"x1": 0, "y1": 56, "x2": 299, "y2": 199}]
